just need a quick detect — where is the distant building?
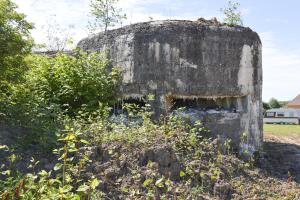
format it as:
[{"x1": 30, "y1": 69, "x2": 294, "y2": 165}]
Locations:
[
  {"x1": 287, "y1": 94, "x2": 300, "y2": 109},
  {"x1": 264, "y1": 108, "x2": 300, "y2": 124}
]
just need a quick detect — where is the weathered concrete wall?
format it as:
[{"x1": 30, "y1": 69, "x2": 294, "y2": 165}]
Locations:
[{"x1": 78, "y1": 20, "x2": 263, "y2": 152}]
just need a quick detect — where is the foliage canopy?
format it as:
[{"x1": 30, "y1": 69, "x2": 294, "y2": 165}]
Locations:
[
  {"x1": 221, "y1": 0, "x2": 243, "y2": 26},
  {"x1": 88, "y1": 0, "x2": 126, "y2": 33},
  {"x1": 0, "y1": 50, "x2": 119, "y2": 128},
  {"x1": 269, "y1": 98, "x2": 281, "y2": 109},
  {"x1": 26, "y1": 50, "x2": 119, "y2": 114},
  {"x1": 0, "y1": 0, "x2": 33, "y2": 85}
]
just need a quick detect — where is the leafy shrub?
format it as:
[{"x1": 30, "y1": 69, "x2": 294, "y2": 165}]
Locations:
[
  {"x1": 25, "y1": 49, "x2": 119, "y2": 115},
  {"x1": 0, "y1": 0, "x2": 33, "y2": 85},
  {"x1": 0, "y1": 50, "x2": 119, "y2": 150},
  {"x1": 263, "y1": 102, "x2": 271, "y2": 110},
  {"x1": 1, "y1": 49, "x2": 119, "y2": 123},
  {"x1": 0, "y1": 127, "x2": 101, "y2": 199},
  {"x1": 221, "y1": 0, "x2": 243, "y2": 26},
  {"x1": 268, "y1": 98, "x2": 281, "y2": 109}
]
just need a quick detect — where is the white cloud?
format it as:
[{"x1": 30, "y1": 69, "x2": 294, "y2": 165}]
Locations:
[
  {"x1": 13, "y1": 0, "x2": 91, "y2": 45},
  {"x1": 12, "y1": 0, "x2": 209, "y2": 46},
  {"x1": 118, "y1": 0, "x2": 212, "y2": 24},
  {"x1": 261, "y1": 32, "x2": 300, "y2": 101}
]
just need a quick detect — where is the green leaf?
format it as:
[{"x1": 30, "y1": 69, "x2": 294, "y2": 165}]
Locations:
[
  {"x1": 0, "y1": 145, "x2": 8, "y2": 150},
  {"x1": 54, "y1": 163, "x2": 63, "y2": 171},
  {"x1": 165, "y1": 179, "x2": 173, "y2": 186},
  {"x1": 64, "y1": 133, "x2": 76, "y2": 141},
  {"x1": 90, "y1": 178, "x2": 100, "y2": 189},
  {"x1": 1, "y1": 170, "x2": 11, "y2": 176},
  {"x1": 62, "y1": 185, "x2": 73, "y2": 193},
  {"x1": 80, "y1": 139, "x2": 90, "y2": 144},
  {"x1": 121, "y1": 187, "x2": 129, "y2": 193},
  {"x1": 9, "y1": 154, "x2": 17, "y2": 162},
  {"x1": 199, "y1": 171, "x2": 205, "y2": 178},
  {"x1": 210, "y1": 175, "x2": 218, "y2": 182},
  {"x1": 77, "y1": 184, "x2": 89, "y2": 192},
  {"x1": 38, "y1": 170, "x2": 48, "y2": 177},
  {"x1": 143, "y1": 178, "x2": 153, "y2": 187},
  {"x1": 155, "y1": 177, "x2": 165, "y2": 188},
  {"x1": 180, "y1": 170, "x2": 186, "y2": 177}
]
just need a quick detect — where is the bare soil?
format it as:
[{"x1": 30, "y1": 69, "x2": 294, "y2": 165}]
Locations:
[{"x1": 261, "y1": 133, "x2": 300, "y2": 182}]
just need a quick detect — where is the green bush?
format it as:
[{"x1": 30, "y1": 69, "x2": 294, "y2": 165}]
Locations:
[
  {"x1": 269, "y1": 98, "x2": 281, "y2": 109},
  {"x1": 0, "y1": 127, "x2": 101, "y2": 199},
  {"x1": 25, "y1": 50, "x2": 119, "y2": 115},
  {"x1": 0, "y1": 50, "x2": 119, "y2": 150},
  {"x1": 0, "y1": 0, "x2": 33, "y2": 85},
  {"x1": 1, "y1": 50, "x2": 119, "y2": 123},
  {"x1": 263, "y1": 102, "x2": 271, "y2": 110}
]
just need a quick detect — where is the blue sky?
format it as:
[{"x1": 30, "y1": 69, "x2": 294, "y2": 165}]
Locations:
[{"x1": 12, "y1": 0, "x2": 300, "y2": 102}]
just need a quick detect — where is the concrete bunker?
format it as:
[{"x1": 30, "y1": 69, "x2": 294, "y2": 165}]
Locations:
[{"x1": 78, "y1": 19, "x2": 263, "y2": 152}]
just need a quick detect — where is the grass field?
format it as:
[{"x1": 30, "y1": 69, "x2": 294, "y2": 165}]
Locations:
[{"x1": 264, "y1": 124, "x2": 300, "y2": 136}]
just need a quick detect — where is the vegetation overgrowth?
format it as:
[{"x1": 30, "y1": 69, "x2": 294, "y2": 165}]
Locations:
[
  {"x1": 1, "y1": 104, "x2": 300, "y2": 199},
  {"x1": 0, "y1": 0, "x2": 33, "y2": 92}
]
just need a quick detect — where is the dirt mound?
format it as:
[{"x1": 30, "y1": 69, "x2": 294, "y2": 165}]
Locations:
[
  {"x1": 2, "y1": 124, "x2": 300, "y2": 199},
  {"x1": 76, "y1": 133, "x2": 300, "y2": 199}
]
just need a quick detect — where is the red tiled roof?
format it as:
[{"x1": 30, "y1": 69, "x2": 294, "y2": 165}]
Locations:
[{"x1": 287, "y1": 94, "x2": 300, "y2": 106}]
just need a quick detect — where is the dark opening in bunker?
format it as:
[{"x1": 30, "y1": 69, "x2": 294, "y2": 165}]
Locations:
[
  {"x1": 172, "y1": 96, "x2": 246, "y2": 113},
  {"x1": 111, "y1": 98, "x2": 146, "y2": 115},
  {"x1": 110, "y1": 98, "x2": 146, "y2": 125}
]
